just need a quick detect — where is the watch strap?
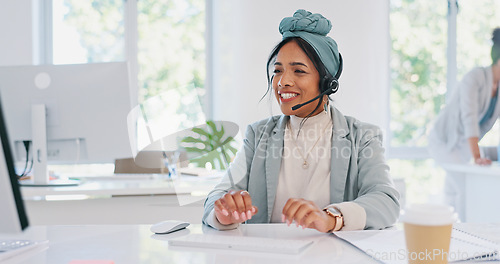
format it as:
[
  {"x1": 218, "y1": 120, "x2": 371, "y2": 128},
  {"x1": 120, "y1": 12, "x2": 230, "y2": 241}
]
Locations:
[{"x1": 323, "y1": 207, "x2": 343, "y2": 232}]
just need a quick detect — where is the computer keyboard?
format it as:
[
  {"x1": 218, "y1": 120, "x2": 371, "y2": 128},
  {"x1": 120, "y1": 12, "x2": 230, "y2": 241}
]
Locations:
[
  {"x1": 0, "y1": 239, "x2": 48, "y2": 261},
  {"x1": 168, "y1": 234, "x2": 314, "y2": 254}
]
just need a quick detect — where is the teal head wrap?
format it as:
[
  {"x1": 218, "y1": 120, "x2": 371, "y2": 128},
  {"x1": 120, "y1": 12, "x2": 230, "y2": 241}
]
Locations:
[{"x1": 279, "y1": 9, "x2": 340, "y2": 77}]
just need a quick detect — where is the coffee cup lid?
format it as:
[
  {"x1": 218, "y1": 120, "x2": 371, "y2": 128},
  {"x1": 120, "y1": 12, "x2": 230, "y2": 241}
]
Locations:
[{"x1": 400, "y1": 203, "x2": 457, "y2": 226}]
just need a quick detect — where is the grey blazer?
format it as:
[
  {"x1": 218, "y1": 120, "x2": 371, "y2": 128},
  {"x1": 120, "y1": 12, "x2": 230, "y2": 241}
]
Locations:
[
  {"x1": 202, "y1": 106, "x2": 400, "y2": 230},
  {"x1": 430, "y1": 66, "x2": 500, "y2": 150}
]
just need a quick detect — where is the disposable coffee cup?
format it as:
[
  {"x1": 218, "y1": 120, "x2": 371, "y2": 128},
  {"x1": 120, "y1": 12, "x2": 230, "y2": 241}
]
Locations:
[{"x1": 400, "y1": 204, "x2": 457, "y2": 264}]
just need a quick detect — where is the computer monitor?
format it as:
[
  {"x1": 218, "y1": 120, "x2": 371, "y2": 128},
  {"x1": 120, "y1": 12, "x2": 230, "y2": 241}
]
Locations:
[
  {"x1": 0, "y1": 93, "x2": 29, "y2": 233},
  {"x1": 0, "y1": 62, "x2": 133, "y2": 186}
]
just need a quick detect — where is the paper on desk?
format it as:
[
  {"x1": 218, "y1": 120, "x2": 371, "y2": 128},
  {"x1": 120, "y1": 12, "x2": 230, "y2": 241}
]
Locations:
[
  {"x1": 453, "y1": 223, "x2": 500, "y2": 244},
  {"x1": 335, "y1": 228, "x2": 499, "y2": 264},
  {"x1": 335, "y1": 230, "x2": 406, "y2": 264}
]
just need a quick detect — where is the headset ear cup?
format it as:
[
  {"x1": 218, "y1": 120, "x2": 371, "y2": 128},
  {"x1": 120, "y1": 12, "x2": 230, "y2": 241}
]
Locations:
[
  {"x1": 322, "y1": 76, "x2": 339, "y2": 95},
  {"x1": 329, "y1": 79, "x2": 339, "y2": 94},
  {"x1": 321, "y1": 74, "x2": 339, "y2": 95},
  {"x1": 322, "y1": 75, "x2": 333, "y2": 93}
]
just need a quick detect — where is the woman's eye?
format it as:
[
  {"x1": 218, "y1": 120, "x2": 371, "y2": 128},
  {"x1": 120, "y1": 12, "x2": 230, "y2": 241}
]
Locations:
[
  {"x1": 273, "y1": 69, "x2": 281, "y2": 74},
  {"x1": 295, "y1": 69, "x2": 306, "y2": 73}
]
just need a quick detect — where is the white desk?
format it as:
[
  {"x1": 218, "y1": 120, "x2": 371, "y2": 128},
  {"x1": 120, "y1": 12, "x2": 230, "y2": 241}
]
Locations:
[
  {"x1": 2, "y1": 224, "x2": 377, "y2": 264},
  {"x1": 2, "y1": 224, "x2": 498, "y2": 264},
  {"x1": 21, "y1": 175, "x2": 222, "y2": 225},
  {"x1": 442, "y1": 163, "x2": 500, "y2": 223},
  {"x1": 21, "y1": 174, "x2": 222, "y2": 198}
]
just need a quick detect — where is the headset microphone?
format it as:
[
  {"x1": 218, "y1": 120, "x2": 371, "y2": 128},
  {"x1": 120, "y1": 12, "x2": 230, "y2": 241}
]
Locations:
[
  {"x1": 291, "y1": 87, "x2": 333, "y2": 110},
  {"x1": 291, "y1": 53, "x2": 343, "y2": 111}
]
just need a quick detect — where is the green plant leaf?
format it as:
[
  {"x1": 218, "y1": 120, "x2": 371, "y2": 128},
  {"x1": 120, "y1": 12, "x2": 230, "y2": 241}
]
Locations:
[
  {"x1": 214, "y1": 124, "x2": 225, "y2": 140},
  {"x1": 190, "y1": 150, "x2": 221, "y2": 169},
  {"x1": 207, "y1": 121, "x2": 218, "y2": 136},
  {"x1": 183, "y1": 146, "x2": 206, "y2": 154},
  {"x1": 181, "y1": 136, "x2": 206, "y2": 144},
  {"x1": 220, "y1": 136, "x2": 233, "y2": 146},
  {"x1": 182, "y1": 120, "x2": 238, "y2": 169},
  {"x1": 227, "y1": 145, "x2": 238, "y2": 154},
  {"x1": 215, "y1": 153, "x2": 226, "y2": 169},
  {"x1": 191, "y1": 127, "x2": 210, "y2": 138}
]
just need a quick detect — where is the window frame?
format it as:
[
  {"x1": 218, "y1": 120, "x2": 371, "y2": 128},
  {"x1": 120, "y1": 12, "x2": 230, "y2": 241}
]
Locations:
[{"x1": 386, "y1": 0, "x2": 458, "y2": 160}]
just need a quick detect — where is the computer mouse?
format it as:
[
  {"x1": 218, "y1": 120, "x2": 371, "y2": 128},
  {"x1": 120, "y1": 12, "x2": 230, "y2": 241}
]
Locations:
[{"x1": 150, "y1": 220, "x2": 190, "y2": 234}]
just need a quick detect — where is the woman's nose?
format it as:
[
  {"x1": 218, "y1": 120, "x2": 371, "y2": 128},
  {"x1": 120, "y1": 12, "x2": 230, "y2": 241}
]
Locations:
[{"x1": 278, "y1": 72, "x2": 293, "y2": 87}]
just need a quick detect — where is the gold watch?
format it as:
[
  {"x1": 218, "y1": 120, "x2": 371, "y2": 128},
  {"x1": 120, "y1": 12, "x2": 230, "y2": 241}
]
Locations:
[{"x1": 323, "y1": 207, "x2": 343, "y2": 232}]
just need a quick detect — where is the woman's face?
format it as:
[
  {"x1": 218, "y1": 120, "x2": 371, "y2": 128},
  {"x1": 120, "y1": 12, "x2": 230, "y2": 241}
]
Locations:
[{"x1": 272, "y1": 41, "x2": 322, "y2": 117}]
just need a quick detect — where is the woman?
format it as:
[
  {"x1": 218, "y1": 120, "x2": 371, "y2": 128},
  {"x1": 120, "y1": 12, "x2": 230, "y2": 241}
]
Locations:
[
  {"x1": 202, "y1": 9, "x2": 400, "y2": 232},
  {"x1": 428, "y1": 28, "x2": 500, "y2": 221}
]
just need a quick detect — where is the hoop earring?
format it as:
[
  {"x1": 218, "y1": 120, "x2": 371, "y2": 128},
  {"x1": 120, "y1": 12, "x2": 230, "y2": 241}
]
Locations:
[{"x1": 323, "y1": 97, "x2": 329, "y2": 112}]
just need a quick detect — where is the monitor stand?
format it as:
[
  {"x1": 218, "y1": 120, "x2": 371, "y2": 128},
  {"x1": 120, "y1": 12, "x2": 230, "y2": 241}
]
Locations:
[{"x1": 19, "y1": 104, "x2": 79, "y2": 187}]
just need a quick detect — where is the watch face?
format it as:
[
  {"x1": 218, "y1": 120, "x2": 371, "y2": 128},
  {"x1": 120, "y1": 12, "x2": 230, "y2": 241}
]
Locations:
[{"x1": 326, "y1": 207, "x2": 342, "y2": 217}]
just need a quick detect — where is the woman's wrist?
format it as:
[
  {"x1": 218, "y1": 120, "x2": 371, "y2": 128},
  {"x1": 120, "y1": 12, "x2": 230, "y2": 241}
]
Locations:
[
  {"x1": 324, "y1": 213, "x2": 336, "y2": 232},
  {"x1": 323, "y1": 207, "x2": 343, "y2": 232},
  {"x1": 467, "y1": 137, "x2": 481, "y2": 160}
]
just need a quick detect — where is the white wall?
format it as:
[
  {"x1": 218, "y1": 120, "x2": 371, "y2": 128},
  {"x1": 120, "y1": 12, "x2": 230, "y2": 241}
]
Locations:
[
  {"x1": 211, "y1": 0, "x2": 389, "y2": 136},
  {"x1": 0, "y1": 0, "x2": 34, "y2": 66}
]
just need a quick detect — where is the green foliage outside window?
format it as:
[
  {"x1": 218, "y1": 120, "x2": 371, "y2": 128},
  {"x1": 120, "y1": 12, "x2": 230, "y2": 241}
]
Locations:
[
  {"x1": 60, "y1": 0, "x2": 125, "y2": 62},
  {"x1": 137, "y1": 0, "x2": 205, "y2": 104},
  {"x1": 61, "y1": 0, "x2": 205, "y2": 123},
  {"x1": 389, "y1": 0, "x2": 447, "y2": 147}
]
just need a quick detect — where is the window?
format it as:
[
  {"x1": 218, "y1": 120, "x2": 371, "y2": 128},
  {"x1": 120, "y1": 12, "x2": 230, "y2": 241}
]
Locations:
[
  {"x1": 47, "y1": 0, "x2": 207, "y2": 174},
  {"x1": 137, "y1": 0, "x2": 205, "y2": 103},
  {"x1": 389, "y1": 0, "x2": 448, "y2": 148},
  {"x1": 52, "y1": 0, "x2": 125, "y2": 64},
  {"x1": 390, "y1": 0, "x2": 500, "y2": 150},
  {"x1": 389, "y1": 0, "x2": 500, "y2": 204},
  {"x1": 51, "y1": 0, "x2": 206, "y2": 107}
]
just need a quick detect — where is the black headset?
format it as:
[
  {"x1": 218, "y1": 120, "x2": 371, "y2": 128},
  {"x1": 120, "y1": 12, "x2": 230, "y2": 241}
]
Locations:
[{"x1": 292, "y1": 53, "x2": 343, "y2": 110}]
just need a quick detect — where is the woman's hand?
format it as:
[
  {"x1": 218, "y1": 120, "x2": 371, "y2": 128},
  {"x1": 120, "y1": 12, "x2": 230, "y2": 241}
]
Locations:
[
  {"x1": 214, "y1": 190, "x2": 258, "y2": 225},
  {"x1": 282, "y1": 198, "x2": 336, "y2": 233},
  {"x1": 468, "y1": 137, "x2": 492, "y2": 166},
  {"x1": 474, "y1": 157, "x2": 492, "y2": 166}
]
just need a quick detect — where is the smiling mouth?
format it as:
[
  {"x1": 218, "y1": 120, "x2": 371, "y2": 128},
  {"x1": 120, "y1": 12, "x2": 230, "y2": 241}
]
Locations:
[{"x1": 280, "y1": 93, "x2": 299, "y2": 100}]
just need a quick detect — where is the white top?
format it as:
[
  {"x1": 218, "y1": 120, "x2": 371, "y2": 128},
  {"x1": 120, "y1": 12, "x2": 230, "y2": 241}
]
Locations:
[
  {"x1": 270, "y1": 110, "x2": 366, "y2": 231},
  {"x1": 270, "y1": 111, "x2": 333, "y2": 222},
  {"x1": 430, "y1": 66, "x2": 500, "y2": 150}
]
